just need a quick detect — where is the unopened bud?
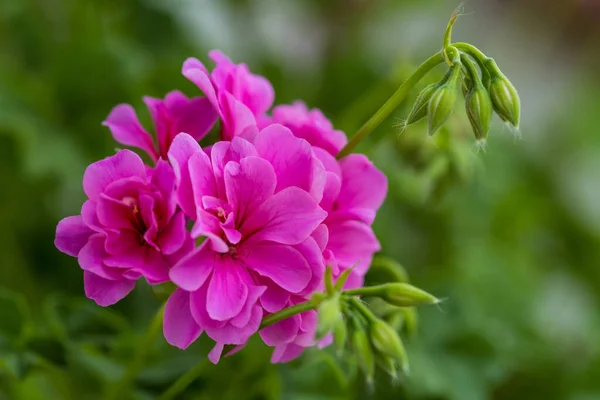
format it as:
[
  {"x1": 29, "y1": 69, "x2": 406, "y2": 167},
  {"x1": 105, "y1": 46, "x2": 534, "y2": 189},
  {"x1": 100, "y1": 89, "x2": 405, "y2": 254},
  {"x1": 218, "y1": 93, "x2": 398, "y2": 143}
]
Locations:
[
  {"x1": 405, "y1": 83, "x2": 439, "y2": 126},
  {"x1": 351, "y1": 327, "x2": 375, "y2": 382},
  {"x1": 375, "y1": 354, "x2": 399, "y2": 380},
  {"x1": 465, "y1": 83, "x2": 494, "y2": 140},
  {"x1": 333, "y1": 317, "x2": 347, "y2": 356},
  {"x1": 316, "y1": 294, "x2": 341, "y2": 339},
  {"x1": 381, "y1": 283, "x2": 439, "y2": 307},
  {"x1": 485, "y1": 60, "x2": 520, "y2": 128},
  {"x1": 428, "y1": 64, "x2": 461, "y2": 136},
  {"x1": 370, "y1": 319, "x2": 409, "y2": 373}
]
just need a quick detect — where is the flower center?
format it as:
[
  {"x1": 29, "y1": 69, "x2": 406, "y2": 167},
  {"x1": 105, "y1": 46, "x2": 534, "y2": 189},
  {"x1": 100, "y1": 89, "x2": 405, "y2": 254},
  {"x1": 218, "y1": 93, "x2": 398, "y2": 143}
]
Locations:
[{"x1": 123, "y1": 196, "x2": 147, "y2": 233}]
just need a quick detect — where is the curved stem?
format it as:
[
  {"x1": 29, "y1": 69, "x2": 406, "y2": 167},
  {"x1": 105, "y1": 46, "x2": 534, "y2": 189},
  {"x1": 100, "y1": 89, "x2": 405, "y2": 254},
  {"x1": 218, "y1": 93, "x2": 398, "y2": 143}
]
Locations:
[
  {"x1": 336, "y1": 52, "x2": 445, "y2": 159},
  {"x1": 343, "y1": 286, "x2": 384, "y2": 298},
  {"x1": 157, "y1": 360, "x2": 210, "y2": 400},
  {"x1": 259, "y1": 300, "x2": 317, "y2": 329},
  {"x1": 105, "y1": 303, "x2": 165, "y2": 400}
]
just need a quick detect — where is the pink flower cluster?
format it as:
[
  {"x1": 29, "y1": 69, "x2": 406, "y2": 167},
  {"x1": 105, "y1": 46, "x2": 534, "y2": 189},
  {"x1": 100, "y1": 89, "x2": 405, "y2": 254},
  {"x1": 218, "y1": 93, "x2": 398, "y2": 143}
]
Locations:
[{"x1": 55, "y1": 51, "x2": 387, "y2": 363}]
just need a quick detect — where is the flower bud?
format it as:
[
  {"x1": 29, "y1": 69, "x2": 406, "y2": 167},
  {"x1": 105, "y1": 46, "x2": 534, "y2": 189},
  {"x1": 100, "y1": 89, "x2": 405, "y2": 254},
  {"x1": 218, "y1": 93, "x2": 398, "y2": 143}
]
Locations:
[
  {"x1": 405, "y1": 83, "x2": 439, "y2": 126},
  {"x1": 486, "y1": 61, "x2": 520, "y2": 128},
  {"x1": 316, "y1": 294, "x2": 341, "y2": 339},
  {"x1": 427, "y1": 64, "x2": 461, "y2": 136},
  {"x1": 381, "y1": 282, "x2": 439, "y2": 307},
  {"x1": 375, "y1": 353, "x2": 398, "y2": 380},
  {"x1": 370, "y1": 319, "x2": 409, "y2": 373},
  {"x1": 333, "y1": 317, "x2": 347, "y2": 356},
  {"x1": 351, "y1": 326, "x2": 375, "y2": 382},
  {"x1": 465, "y1": 83, "x2": 493, "y2": 141}
]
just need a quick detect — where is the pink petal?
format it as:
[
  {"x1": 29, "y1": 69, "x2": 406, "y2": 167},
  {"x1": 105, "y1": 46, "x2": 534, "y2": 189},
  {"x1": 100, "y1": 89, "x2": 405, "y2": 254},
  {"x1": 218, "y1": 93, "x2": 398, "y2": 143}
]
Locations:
[
  {"x1": 151, "y1": 159, "x2": 177, "y2": 218},
  {"x1": 55, "y1": 216, "x2": 94, "y2": 257},
  {"x1": 271, "y1": 343, "x2": 305, "y2": 363},
  {"x1": 102, "y1": 104, "x2": 158, "y2": 161},
  {"x1": 166, "y1": 92, "x2": 218, "y2": 142},
  {"x1": 294, "y1": 236, "x2": 325, "y2": 296},
  {"x1": 230, "y1": 285, "x2": 266, "y2": 328},
  {"x1": 81, "y1": 200, "x2": 102, "y2": 232},
  {"x1": 242, "y1": 187, "x2": 327, "y2": 245},
  {"x1": 219, "y1": 92, "x2": 257, "y2": 140},
  {"x1": 208, "y1": 342, "x2": 225, "y2": 364},
  {"x1": 163, "y1": 288, "x2": 203, "y2": 349},
  {"x1": 167, "y1": 133, "x2": 202, "y2": 219},
  {"x1": 78, "y1": 234, "x2": 122, "y2": 280},
  {"x1": 156, "y1": 211, "x2": 187, "y2": 255},
  {"x1": 206, "y1": 258, "x2": 249, "y2": 321},
  {"x1": 105, "y1": 246, "x2": 169, "y2": 283},
  {"x1": 188, "y1": 150, "x2": 217, "y2": 211},
  {"x1": 319, "y1": 172, "x2": 342, "y2": 212},
  {"x1": 260, "y1": 314, "x2": 300, "y2": 346},
  {"x1": 259, "y1": 282, "x2": 290, "y2": 313},
  {"x1": 311, "y1": 224, "x2": 329, "y2": 253},
  {"x1": 210, "y1": 138, "x2": 257, "y2": 198},
  {"x1": 327, "y1": 220, "x2": 380, "y2": 274},
  {"x1": 337, "y1": 154, "x2": 387, "y2": 224},
  {"x1": 182, "y1": 58, "x2": 219, "y2": 111},
  {"x1": 83, "y1": 271, "x2": 136, "y2": 307},
  {"x1": 83, "y1": 150, "x2": 147, "y2": 200},
  {"x1": 169, "y1": 243, "x2": 215, "y2": 291},
  {"x1": 224, "y1": 157, "x2": 276, "y2": 226},
  {"x1": 205, "y1": 304, "x2": 262, "y2": 345},
  {"x1": 189, "y1": 284, "x2": 227, "y2": 331},
  {"x1": 96, "y1": 195, "x2": 134, "y2": 230},
  {"x1": 255, "y1": 124, "x2": 324, "y2": 201},
  {"x1": 243, "y1": 243, "x2": 311, "y2": 293}
]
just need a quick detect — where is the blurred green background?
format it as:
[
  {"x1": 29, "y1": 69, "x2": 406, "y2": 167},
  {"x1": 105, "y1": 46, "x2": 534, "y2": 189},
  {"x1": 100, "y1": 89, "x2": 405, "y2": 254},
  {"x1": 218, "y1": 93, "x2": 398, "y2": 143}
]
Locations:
[{"x1": 2, "y1": 0, "x2": 600, "y2": 399}]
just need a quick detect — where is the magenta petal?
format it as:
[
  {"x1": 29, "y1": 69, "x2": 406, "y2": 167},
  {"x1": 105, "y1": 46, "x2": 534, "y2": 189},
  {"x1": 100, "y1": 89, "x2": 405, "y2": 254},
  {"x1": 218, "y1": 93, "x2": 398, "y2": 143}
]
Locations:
[
  {"x1": 208, "y1": 342, "x2": 225, "y2": 364},
  {"x1": 337, "y1": 154, "x2": 387, "y2": 223},
  {"x1": 55, "y1": 216, "x2": 94, "y2": 257},
  {"x1": 157, "y1": 211, "x2": 187, "y2": 255},
  {"x1": 271, "y1": 343, "x2": 305, "y2": 363},
  {"x1": 320, "y1": 172, "x2": 342, "y2": 212},
  {"x1": 83, "y1": 271, "x2": 135, "y2": 307},
  {"x1": 188, "y1": 150, "x2": 217, "y2": 212},
  {"x1": 163, "y1": 288, "x2": 203, "y2": 349},
  {"x1": 219, "y1": 92, "x2": 257, "y2": 140},
  {"x1": 167, "y1": 133, "x2": 202, "y2": 219},
  {"x1": 243, "y1": 187, "x2": 327, "y2": 245},
  {"x1": 169, "y1": 94, "x2": 218, "y2": 142},
  {"x1": 210, "y1": 138, "x2": 257, "y2": 197},
  {"x1": 182, "y1": 58, "x2": 219, "y2": 110},
  {"x1": 259, "y1": 283, "x2": 290, "y2": 313},
  {"x1": 78, "y1": 234, "x2": 121, "y2": 280},
  {"x1": 206, "y1": 258, "x2": 249, "y2": 321},
  {"x1": 83, "y1": 150, "x2": 147, "y2": 200},
  {"x1": 327, "y1": 220, "x2": 380, "y2": 274},
  {"x1": 81, "y1": 200, "x2": 102, "y2": 232},
  {"x1": 169, "y1": 243, "x2": 215, "y2": 291},
  {"x1": 205, "y1": 305, "x2": 262, "y2": 345},
  {"x1": 189, "y1": 284, "x2": 227, "y2": 331},
  {"x1": 151, "y1": 160, "x2": 177, "y2": 218},
  {"x1": 311, "y1": 224, "x2": 329, "y2": 253},
  {"x1": 102, "y1": 104, "x2": 158, "y2": 161},
  {"x1": 260, "y1": 315, "x2": 299, "y2": 346},
  {"x1": 255, "y1": 124, "x2": 323, "y2": 199},
  {"x1": 230, "y1": 285, "x2": 266, "y2": 328},
  {"x1": 294, "y1": 236, "x2": 325, "y2": 296},
  {"x1": 96, "y1": 195, "x2": 134, "y2": 230},
  {"x1": 243, "y1": 243, "x2": 311, "y2": 293},
  {"x1": 224, "y1": 157, "x2": 276, "y2": 225}
]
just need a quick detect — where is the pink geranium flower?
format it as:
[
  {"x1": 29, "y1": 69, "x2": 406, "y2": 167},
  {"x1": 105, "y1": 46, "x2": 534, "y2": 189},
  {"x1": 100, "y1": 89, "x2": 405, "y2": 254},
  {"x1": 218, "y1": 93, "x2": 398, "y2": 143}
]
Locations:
[
  {"x1": 55, "y1": 150, "x2": 191, "y2": 306},
  {"x1": 265, "y1": 101, "x2": 348, "y2": 156},
  {"x1": 182, "y1": 51, "x2": 275, "y2": 140},
  {"x1": 162, "y1": 125, "x2": 327, "y2": 357},
  {"x1": 103, "y1": 90, "x2": 218, "y2": 161}
]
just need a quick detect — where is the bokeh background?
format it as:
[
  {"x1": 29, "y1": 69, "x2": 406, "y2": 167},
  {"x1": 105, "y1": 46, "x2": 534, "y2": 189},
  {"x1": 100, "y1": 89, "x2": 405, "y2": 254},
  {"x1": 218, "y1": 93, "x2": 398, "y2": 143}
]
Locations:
[{"x1": 2, "y1": 0, "x2": 600, "y2": 399}]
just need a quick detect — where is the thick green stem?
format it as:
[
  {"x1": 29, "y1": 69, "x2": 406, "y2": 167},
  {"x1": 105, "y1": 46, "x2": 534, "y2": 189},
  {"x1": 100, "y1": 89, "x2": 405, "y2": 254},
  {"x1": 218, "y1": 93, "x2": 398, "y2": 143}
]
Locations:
[
  {"x1": 260, "y1": 300, "x2": 317, "y2": 329},
  {"x1": 343, "y1": 286, "x2": 385, "y2": 298},
  {"x1": 336, "y1": 52, "x2": 445, "y2": 159},
  {"x1": 105, "y1": 304, "x2": 165, "y2": 400},
  {"x1": 157, "y1": 360, "x2": 210, "y2": 400}
]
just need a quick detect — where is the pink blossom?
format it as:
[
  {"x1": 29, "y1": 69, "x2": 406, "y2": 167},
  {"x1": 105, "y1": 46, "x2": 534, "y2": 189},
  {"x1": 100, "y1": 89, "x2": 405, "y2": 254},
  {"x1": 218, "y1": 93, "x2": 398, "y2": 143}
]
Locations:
[
  {"x1": 55, "y1": 150, "x2": 191, "y2": 306},
  {"x1": 162, "y1": 125, "x2": 327, "y2": 358},
  {"x1": 182, "y1": 51, "x2": 275, "y2": 140},
  {"x1": 103, "y1": 90, "x2": 217, "y2": 161},
  {"x1": 265, "y1": 101, "x2": 348, "y2": 156}
]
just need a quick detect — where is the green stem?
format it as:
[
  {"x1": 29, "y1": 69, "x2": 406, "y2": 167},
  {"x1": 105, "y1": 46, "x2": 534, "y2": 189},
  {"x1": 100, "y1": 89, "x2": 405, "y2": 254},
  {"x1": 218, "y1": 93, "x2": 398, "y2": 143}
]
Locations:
[
  {"x1": 259, "y1": 300, "x2": 317, "y2": 329},
  {"x1": 157, "y1": 359, "x2": 210, "y2": 400},
  {"x1": 347, "y1": 297, "x2": 378, "y2": 324},
  {"x1": 343, "y1": 286, "x2": 385, "y2": 298},
  {"x1": 104, "y1": 304, "x2": 165, "y2": 400},
  {"x1": 336, "y1": 52, "x2": 444, "y2": 159}
]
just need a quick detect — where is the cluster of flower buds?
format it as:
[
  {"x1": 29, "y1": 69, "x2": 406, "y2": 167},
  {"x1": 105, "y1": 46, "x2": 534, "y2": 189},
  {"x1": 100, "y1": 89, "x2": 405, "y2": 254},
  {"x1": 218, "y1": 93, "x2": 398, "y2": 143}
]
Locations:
[
  {"x1": 402, "y1": 13, "x2": 521, "y2": 148},
  {"x1": 312, "y1": 264, "x2": 439, "y2": 384}
]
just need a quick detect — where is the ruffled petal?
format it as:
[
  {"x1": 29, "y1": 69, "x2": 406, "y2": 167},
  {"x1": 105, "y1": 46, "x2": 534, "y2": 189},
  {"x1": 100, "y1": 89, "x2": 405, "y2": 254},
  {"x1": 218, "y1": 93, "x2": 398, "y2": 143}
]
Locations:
[
  {"x1": 83, "y1": 150, "x2": 147, "y2": 200},
  {"x1": 55, "y1": 216, "x2": 94, "y2": 257},
  {"x1": 163, "y1": 288, "x2": 203, "y2": 349},
  {"x1": 102, "y1": 104, "x2": 158, "y2": 161},
  {"x1": 83, "y1": 271, "x2": 136, "y2": 307}
]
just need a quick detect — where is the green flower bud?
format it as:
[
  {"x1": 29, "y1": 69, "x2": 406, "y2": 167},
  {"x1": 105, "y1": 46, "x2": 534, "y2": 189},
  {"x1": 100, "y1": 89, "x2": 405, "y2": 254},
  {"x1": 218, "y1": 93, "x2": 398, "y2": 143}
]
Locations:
[
  {"x1": 400, "y1": 307, "x2": 418, "y2": 336},
  {"x1": 375, "y1": 353, "x2": 399, "y2": 380},
  {"x1": 380, "y1": 282, "x2": 439, "y2": 307},
  {"x1": 485, "y1": 60, "x2": 520, "y2": 128},
  {"x1": 370, "y1": 319, "x2": 409, "y2": 373},
  {"x1": 405, "y1": 83, "x2": 439, "y2": 126},
  {"x1": 465, "y1": 82, "x2": 493, "y2": 143},
  {"x1": 351, "y1": 326, "x2": 375, "y2": 382},
  {"x1": 333, "y1": 317, "x2": 347, "y2": 356},
  {"x1": 427, "y1": 64, "x2": 461, "y2": 136},
  {"x1": 316, "y1": 294, "x2": 341, "y2": 339}
]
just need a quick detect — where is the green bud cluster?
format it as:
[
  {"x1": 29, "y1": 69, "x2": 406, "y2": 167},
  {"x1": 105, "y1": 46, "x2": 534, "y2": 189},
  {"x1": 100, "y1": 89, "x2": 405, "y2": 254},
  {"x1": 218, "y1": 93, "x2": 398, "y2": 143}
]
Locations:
[
  {"x1": 402, "y1": 41, "x2": 521, "y2": 147},
  {"x1": 311, "y1": 259, "x2": 440, "y2": 381}
]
